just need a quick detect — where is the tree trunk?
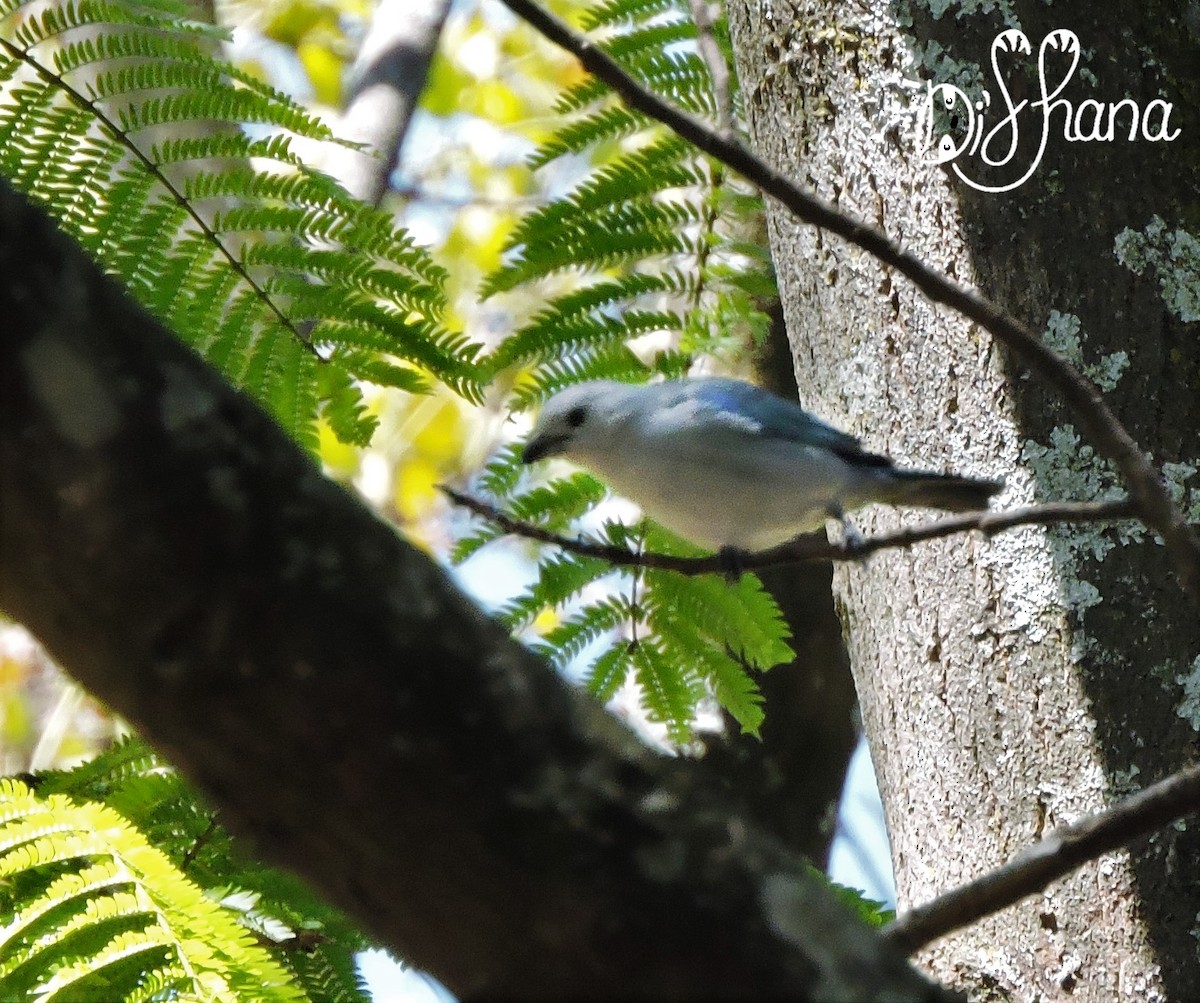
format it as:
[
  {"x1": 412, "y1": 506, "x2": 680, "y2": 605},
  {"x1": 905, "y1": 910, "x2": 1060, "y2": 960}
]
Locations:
[{"x1": 726, "y1": 1, "x2": 1200, "y2": 999}]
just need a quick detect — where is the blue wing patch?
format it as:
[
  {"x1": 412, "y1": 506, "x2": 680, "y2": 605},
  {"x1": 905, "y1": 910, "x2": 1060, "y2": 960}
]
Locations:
[{"x1": 684, "y1": 378, "x2": 892, "y2": 468}]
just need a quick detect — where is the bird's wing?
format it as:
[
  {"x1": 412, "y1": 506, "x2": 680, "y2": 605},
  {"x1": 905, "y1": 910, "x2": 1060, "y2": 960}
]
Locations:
[{"x1": 680, "y1": 378, "x2": 892, "y2": 468}]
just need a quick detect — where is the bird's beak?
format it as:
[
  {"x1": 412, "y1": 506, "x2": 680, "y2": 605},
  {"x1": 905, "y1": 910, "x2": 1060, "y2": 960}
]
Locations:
[{"x1": 521, "y1": 433, "x2": 565, "y2": 464}]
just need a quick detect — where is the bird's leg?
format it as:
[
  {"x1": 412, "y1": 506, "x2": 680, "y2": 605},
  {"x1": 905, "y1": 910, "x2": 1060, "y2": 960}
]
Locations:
[{"x1": 717, "y1": 545, "x2": 749, "y2": 583}]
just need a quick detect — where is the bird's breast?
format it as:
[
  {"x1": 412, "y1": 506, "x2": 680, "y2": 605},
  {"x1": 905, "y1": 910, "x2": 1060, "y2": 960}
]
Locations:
[{"x1": 582, "y1": 436, "x2": 856, "y2": 551}]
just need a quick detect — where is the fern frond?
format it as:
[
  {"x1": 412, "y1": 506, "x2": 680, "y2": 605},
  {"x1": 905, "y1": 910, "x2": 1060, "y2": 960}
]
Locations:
[
  {"x1": 478, "y1": 443, "x2": 528, "y2": 498},
  {"x1": 655, "y1": 612, "x2": 766, "y2": 735},
  {"x1": 334, "y1": 350, "x2": 428, "y2": 394},
  {"x1": 507, "y1": 347, "x2": 653, "y2": 410},
  {"x1": 499, "y1": 552, "x2": 614, "y2": 630},
  {"x1": 481, "y1": 272, "x2": 698, "y2": 384},
  {"x1": 0, "y1": 778, "x2": 304, "y2": 1002},
  {"x1": 557, "y1": 48, "x2": 713, "y2": 116},
  {"x1": 650, "y1": 347, "x2": 694, "y2": 379},
  {"x1": 485, "y1": 137, "x2": 705, "y2": 302},
  {"x1": 581, "y1": 0, "x2": 683, "y2": 29},
  {"x1": 449, "y1": 523, "x2": 508, "y2": 565},
  {"x1": 450, "y1": 448, "x2": 530, "y2": 563},
  {"x1": 583, "y1": 644, "x2": 632, "y2": 703},
  {"x1": 494, "y1": 307, "x2": 683, "y2": 374},
  {"x1": 499, "y1": 269, "x2": 695, "y2": 355},
  {"x1": 0, "y1": 0, "x2": 476, "y2": 444},
  {"x1": 506, "y1": 135, "x2": 703, "y2": 247},
  {"x1": 452, "y1": 464, "x2": 611, "y2": 564},
  {"x1": 508, "y1": 472, "x2": 609, "y2": 526},
  {"x1": 23, "y1": 739, "x2": 374, "y2": 1002},
  {"x1": 631, "y1": 640, "x2": 702, "y2": 743},
  {"x1": 647, "y1": 568, "x2": 792, "y2": 668},
  {"x1": 151, "y1": 132, "x2": 308, "y2": 171},
  {"x1": 318, "y1": 365, "x2": 380, "y2": 448},
  {"x1": 215, "y1": 873, "x2": 371, "y2": 1003},
  {"x1": 22, "y1": 900, "x2": 177, "y2": 1001},
  {"x1": 537, "y1": 596, "x2": 633, "y2": 671},
  {"x1": 283, "y1": 942, "x2": 372, "y2": 1003},
  {"x1": 527, "y1": 105, "x2": 648, "y2": 168},
  {"x1": 635, "y1": 561, "x2": 792, "y2": 736},
  {"x1": 34, "y1": 736, "x2": 163, "y2": 800},
  {"x1": 485, "y1": 197, "x2": 704, "y2": 295}
]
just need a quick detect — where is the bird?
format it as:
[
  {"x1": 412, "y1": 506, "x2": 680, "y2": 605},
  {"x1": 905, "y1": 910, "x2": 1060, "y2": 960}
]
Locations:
[{"x1": 520, "y1": 377, "x2": 1004, "y2": 553}]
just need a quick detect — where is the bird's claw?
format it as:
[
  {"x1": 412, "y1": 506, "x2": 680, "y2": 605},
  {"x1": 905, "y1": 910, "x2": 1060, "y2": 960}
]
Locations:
[
  {"x1": 717, "y1": 546, "x2": 749, "y2": 583},
  {"x1": 833, "y1": 515, "x2": 865, "y2": 551}
]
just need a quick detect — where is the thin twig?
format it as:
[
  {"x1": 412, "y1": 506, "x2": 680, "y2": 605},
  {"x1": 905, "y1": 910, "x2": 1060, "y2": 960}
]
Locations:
[
  {"x1": 442, "y1": 487, "x2": 1139, "y2": 575},
  {"x1": 497, "y1": 0, "x2": 1200, "y2": 604},
  {"x1": 687, "y1": 0, "x2": 735, "y2": 139},
  {"x1": 180, "y1": 813, "x2": 220, "y2": 873},
  {"x1": 883, "y1": 764, "x2": 1200, "y2": 954}
]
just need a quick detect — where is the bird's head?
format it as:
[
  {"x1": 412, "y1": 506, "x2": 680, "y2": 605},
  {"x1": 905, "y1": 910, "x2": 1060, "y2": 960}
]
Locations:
[{"x1": 521, "y1": 381, "x2": 630, "y2": 465}]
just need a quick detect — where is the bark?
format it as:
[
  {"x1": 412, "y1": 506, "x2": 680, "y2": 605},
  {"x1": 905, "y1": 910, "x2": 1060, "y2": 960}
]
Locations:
[
  {"x1": 726, "y1": 1, "x2": 1200, "y2": 1000},
  {"x1": 0, "y1": 178, "x2": 954, "y2": 1000},
  {"x1": 323, "y1": 0, "x2": 452, "y2": 206}
]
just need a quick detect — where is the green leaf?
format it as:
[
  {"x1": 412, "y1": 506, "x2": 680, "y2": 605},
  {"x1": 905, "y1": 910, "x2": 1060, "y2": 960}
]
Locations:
[
  {"x1": 0, "y1": 0, "x2": 474, "y2": 449},
  {"x1": 805, "y1": 865, "x2": 896, "y2": 927},
  {"x1": 631, "y1": 641, "x2": 702, "y2": 743},
  {"x1": 27, "y1": 738, "x2": 373, "y2": 1003},
  {"x1": 0, "y1": 777, "x2": 305, "y2": 1002}
]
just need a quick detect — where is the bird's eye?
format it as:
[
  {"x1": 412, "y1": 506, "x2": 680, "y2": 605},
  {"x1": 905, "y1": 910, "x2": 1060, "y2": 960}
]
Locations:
[{"x1": 565, "y1": 405, "x2": 588, "y2": 429}]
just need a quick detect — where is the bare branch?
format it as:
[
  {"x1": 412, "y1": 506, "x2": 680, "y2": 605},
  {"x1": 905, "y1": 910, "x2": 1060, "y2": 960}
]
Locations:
[
  {"x1": 883, "y1": 764, "x2": 1200, "y2": 954},
  {"x1": 497, "y1": 0, "x2": 1200, "y2": 604},
  {"x1": 441, "y1": 487, "x2": 1139, "y2": 574},
  {"x1": 687, "y1": 0, "x2": 734, "y2": 139}
]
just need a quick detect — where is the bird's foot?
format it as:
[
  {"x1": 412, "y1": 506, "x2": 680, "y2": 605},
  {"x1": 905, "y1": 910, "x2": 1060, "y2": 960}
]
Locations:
[
  {"x1": 833, "y1": 514, "x2": 865, "y2": 551},
  {"x1": 717, "y1": 546, "x2": 749, "y2": 583}
]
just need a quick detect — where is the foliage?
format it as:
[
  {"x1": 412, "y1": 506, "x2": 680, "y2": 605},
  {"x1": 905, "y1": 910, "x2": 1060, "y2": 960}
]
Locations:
[
  {"x1": 0, "y1": 738, "x2": 370, "y2": 1002},
  {"x1": 461, "y1": 0, "x2": 789, "y2": 739},
  {"x1": 810, "y1": 866, "x2": 895, "y2": 928},
  {"x1": 477, "y1": 1, "x2": 774, "y2": 403},
  {"x1": 0, "y1": 0, "x2": 476, "y2": 452}
]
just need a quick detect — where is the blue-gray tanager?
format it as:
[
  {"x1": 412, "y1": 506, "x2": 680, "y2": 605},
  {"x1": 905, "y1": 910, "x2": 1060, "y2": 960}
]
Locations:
[{"x1": 521, "y1": 377, "x2": 1003, "y2": 552}]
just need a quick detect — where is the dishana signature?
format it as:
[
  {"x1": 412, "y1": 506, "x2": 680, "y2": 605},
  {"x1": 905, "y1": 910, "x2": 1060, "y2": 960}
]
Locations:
[{"x1": 920, "y1": 28, "x2": 1181, "y2": 193}]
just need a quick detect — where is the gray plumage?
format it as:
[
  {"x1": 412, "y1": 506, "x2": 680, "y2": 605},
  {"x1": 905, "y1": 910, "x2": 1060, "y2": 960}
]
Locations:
[{"x1": 521, "y1": 378, "x2": 1003, "y2": 552}]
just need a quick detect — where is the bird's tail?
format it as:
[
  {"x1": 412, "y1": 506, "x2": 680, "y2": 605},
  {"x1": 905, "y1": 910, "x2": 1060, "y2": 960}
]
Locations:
[{"x1": 880, "y1": 469, "x2": 1004, "y2": 513}]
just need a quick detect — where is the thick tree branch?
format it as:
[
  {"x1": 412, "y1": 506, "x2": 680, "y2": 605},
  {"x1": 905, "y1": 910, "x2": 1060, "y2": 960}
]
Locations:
[
  {"x1": 324, "y1": 0, "x2": 452, "y2": 205},
  {"x1": 883, "y1": 764, "x2": 1200, "y2": 954},
  {"x1": 0, "y1": 180, "x2": 955, "y2": 1000},
  {"x1": 442, "y1": 487, "x2": 1140, "y2": 574},
  {"x1": 497, "y1": 0, "x2": 1200, "y2": 605}
]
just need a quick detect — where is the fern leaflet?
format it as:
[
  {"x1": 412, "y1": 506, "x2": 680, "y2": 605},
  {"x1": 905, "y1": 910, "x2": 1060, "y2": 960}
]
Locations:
[{"x1": 0, "y1": 0, "x2": 479, "y2": 448}]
